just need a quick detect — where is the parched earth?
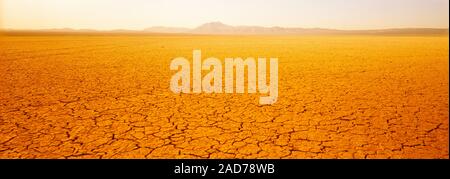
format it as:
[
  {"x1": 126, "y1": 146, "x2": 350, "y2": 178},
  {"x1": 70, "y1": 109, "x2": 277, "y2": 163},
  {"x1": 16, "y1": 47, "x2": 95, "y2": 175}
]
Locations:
[{"x1": 0, "y1": 35, "x2": 448, "y2": 158}]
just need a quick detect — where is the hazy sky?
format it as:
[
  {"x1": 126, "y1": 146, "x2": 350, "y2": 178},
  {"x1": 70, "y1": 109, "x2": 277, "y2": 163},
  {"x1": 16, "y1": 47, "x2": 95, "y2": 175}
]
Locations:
[{"x1": 1, "y1": 0, "x2": 449, "y2": 30}]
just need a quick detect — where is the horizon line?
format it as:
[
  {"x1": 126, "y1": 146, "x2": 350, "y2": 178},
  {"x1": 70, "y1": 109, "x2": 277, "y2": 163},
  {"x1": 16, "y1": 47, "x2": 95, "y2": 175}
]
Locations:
[
  {"x1": 1, "y1": 22, "x2": 449, "y2": 36},
  {"x1": 2, "y1": 27, "x2": 450, "y2": 32},
  {"x1": 1, "y1": 22, "x2": 449, "y2": 32}
]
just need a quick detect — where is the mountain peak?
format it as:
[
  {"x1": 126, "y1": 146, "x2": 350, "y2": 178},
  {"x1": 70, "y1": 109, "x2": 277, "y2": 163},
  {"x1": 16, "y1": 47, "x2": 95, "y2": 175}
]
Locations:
[
  {"x1": 196, "y1": 22, "x2": 232, "y2": 29},
  {"x1": 193, "y1": 22, "x2": 235, "y2": 34}
]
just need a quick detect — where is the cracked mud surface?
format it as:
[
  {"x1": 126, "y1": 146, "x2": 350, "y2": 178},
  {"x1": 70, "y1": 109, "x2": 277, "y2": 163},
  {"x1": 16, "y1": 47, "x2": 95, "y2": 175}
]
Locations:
[{"x1": 0, "y1": 35, "x2": 448, "y2": 158}]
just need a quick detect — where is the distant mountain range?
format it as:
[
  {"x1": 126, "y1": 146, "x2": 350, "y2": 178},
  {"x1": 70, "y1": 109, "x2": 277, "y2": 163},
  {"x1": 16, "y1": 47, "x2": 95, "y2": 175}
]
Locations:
[{"x1": 4, "y1": 22, "x2": 449, "y2": 35}]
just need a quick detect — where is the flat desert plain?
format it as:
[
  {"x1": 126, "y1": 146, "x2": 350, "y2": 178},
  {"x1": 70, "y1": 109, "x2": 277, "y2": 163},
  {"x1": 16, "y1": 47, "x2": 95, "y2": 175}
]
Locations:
[{"x1": 0, "y1": 34, "x2": 448, "y2": 158}]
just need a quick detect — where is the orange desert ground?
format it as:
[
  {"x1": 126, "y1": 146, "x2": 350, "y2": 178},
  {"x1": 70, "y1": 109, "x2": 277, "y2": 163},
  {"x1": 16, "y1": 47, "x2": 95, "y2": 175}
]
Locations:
[{"x1": 0, "y1": 33, "x2": 448, "y2": 158}]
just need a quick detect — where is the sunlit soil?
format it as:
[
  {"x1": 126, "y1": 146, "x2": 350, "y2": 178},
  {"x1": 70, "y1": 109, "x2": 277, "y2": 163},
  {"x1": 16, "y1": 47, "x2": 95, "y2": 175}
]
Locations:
[{"x1": 0, "y1": 34, "x2": 448, "y2": 158}]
